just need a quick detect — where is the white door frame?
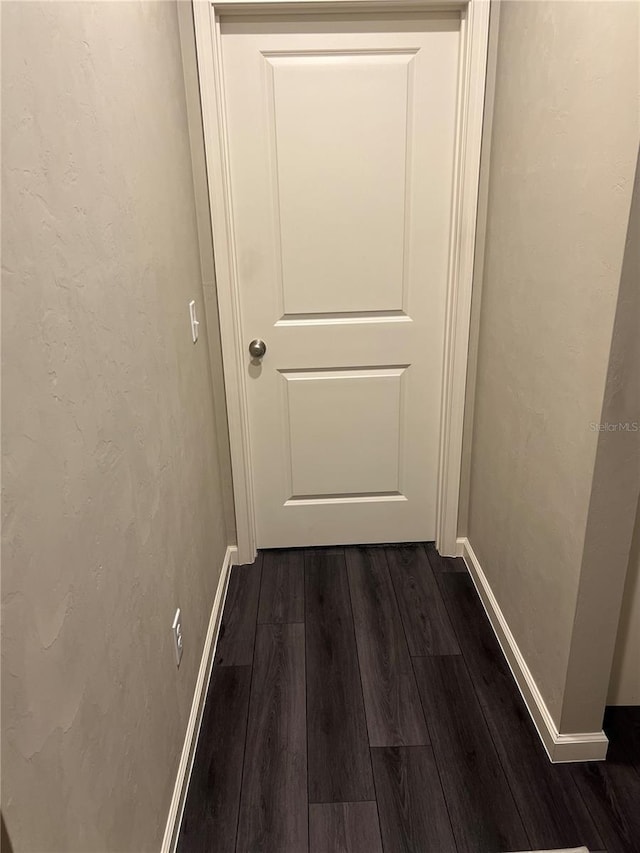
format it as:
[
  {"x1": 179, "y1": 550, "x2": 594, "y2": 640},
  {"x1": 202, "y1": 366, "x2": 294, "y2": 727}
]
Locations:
[{"x1": 192, "y1": 0, "x2": 490, "y2": 564}]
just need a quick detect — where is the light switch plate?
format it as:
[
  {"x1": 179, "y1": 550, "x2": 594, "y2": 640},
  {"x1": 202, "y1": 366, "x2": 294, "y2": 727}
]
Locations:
[
  {"x1": 172, "y1": 608, "x2": 183, "y2": 667},
  {"x1": 189, "y1": 300, "x2": 199, "y2": 343}
]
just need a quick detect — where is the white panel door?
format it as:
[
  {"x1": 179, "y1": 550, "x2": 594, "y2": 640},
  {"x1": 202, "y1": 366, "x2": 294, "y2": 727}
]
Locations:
[{"x1": 220, "y1": 13, "x2": 461, "y2": 548}]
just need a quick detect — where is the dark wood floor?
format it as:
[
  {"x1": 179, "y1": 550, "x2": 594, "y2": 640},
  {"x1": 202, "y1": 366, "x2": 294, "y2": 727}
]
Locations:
[{"x1": 178, "y1": 544, "x2": 640, "y2": 853}]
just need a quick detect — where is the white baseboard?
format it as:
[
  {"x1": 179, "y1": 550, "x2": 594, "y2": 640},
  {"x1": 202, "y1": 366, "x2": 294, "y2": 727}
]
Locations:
[
  {"x1": 457, "y1": 537, "x2": 608, "y2": 763},
  {"x1": 161, "y1": 544, "x2": 238, "y2": 853}
]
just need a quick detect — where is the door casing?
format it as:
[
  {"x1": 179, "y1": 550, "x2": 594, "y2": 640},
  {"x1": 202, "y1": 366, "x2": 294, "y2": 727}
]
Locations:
[{"x1": 192, "y1": 0, "x2": 490, "y2": 564}]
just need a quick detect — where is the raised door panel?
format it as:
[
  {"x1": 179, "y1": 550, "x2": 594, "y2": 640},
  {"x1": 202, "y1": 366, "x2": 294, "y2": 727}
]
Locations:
[
  {"x1": 282, "y1": 367, "x2": 406, "y2": 499},
  {"x1": 267, "y1": 52, "x2": 414, "y2": 316}
]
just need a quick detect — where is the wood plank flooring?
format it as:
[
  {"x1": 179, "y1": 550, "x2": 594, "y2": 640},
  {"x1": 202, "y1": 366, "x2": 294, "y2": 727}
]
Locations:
[
  {"x1": 305, "y1": 550, "x2": 374, "y2": 803},
  {"x1": 371, "y1": 746, "x2": 456, "y2": 853},
  {"x1": 214, "y1": 554, "x2": 262, "y2": 667},
  {"x1": 178, "y1": 544, "x2": 640, "y2": 853},
  {"x1": 309, "y1": 802, "x2": 383, "y2": 853},
  {"x1": 346, "y1": 547, "x2": 428, "y2": 747},
  {"x1": 236, "y1": 623, "x2": 307, "y2": 853},
  {"x1": 178, "y1": 666, "x2": 251, "y2": 853}
]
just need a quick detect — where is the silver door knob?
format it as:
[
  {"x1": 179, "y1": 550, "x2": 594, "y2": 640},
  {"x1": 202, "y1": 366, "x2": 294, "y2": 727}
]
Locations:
[{"x1": 248, "y1": 338, "x2": 267, "y2": 359}]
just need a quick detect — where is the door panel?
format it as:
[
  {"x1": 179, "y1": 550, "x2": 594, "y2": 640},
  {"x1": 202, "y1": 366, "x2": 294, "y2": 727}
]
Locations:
[
  {"x1": 282, "y1": 367, "x2": 405, "y2": 498},
  {"x1": 221, "y1": 13, "x2": 461, "y2": 547},
  {"x1": 269, "y1": 51, "x2": 412, "y2": 315}
]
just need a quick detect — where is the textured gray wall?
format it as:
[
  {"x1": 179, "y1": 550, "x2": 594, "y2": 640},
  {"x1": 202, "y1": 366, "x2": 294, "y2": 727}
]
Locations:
[
  {"x1": 2, "y1": 2, "x2": 230, "y2": 849},
  {"x1": 465, "y1": 0, "x2": 638, "y2": 728},
  {"x1": 609, "y1": 496, "x2": 640, "y2": 705},
  {"x1": 560, "y1": 147, "x2": 640, "y2": 730},
  {"x1": 605, "y1": 151, "x2": 640, "y2": 709}
]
